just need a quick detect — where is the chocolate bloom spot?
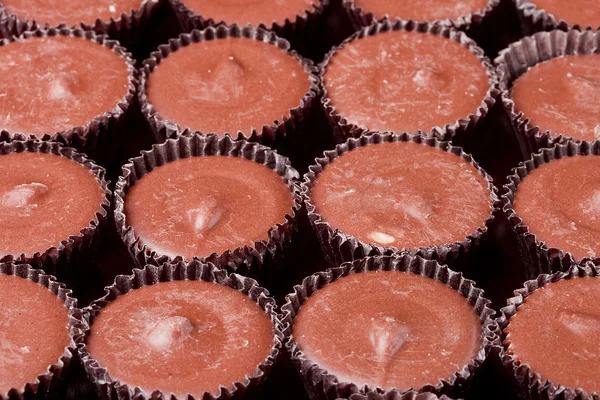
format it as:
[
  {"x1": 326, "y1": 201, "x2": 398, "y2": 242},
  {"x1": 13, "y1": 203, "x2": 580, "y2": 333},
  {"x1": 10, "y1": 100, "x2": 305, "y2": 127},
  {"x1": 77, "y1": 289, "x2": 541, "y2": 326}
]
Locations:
[
  {"x1": 1, "y1": 183, "x2": 49, "y2": 208},
  {"x1": 186, "y1": 197, "x2": 226, "y2": 239},
  {"x1": 558, "y1": 310, "x2": 600, "y2": 337},
  {"x1": 368, "y1": 231, "x2": 396, "y2": 245},
  {"x1": 369, "y1": 316, "x2": 411, "y2": 359},
  {"x1": 146, "y1": 316, "x2": 195, "y2": 350}
]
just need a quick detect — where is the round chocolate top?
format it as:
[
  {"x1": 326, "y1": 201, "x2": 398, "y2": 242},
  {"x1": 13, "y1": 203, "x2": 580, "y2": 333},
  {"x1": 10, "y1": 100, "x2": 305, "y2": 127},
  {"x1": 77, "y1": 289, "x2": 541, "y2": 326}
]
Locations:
[
  {"x1": 513, "y1": 155, "x2": 600, "y2": 260},
  {"x1": 87, "y1": 279, "x2": 274, "y2": 397},
  {"x1": 293, "y1": 271, "x2": 481, "y2": 391},
  {"x1": 125, "y1": 156, "x2": 294, "y2": 259},
  {"x1": 504, "y1": 277, "x2": 600, "y2": 393},
  {"x1": 353, "y1": 0, "x2": 488, "y2": 21},
  {"x1": 0, "y1": 35, "x2": 130, "y2": 136},
  {"x1": 180, "y1": 0, "x2": 316, "y2": 26},
  {"x1": 147, "y1": 37, "x2": 310, "y2": 135},
  {"x1": 1, "y1": 0, "x2": 144, "y2": 26},
  {"x1": 324, "y1": 30, "x2": 489, "y2": 133},
  {"x1": 312, "y1": 141, "x2": 492, "y2": 249},
  {"x1": 511, "y1": 54, "x2": 600, "y2": 141},
  {"x1": 0, "y1": 152, "x2": 104, "y2": 257},
  {"x1": 527, "y1": 0, "x2": 600, "y2": 27},
  {"x1": 0, "y1": 274, "x2": 70, "y2": 394}
]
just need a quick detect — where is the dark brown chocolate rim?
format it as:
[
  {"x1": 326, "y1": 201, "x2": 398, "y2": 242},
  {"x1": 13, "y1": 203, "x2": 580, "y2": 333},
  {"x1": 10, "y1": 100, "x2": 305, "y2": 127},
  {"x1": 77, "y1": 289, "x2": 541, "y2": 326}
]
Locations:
[
  {"x1": 302, "y1": 132, "x2": 501, "y2": 268},
  {"x1": 0, "y1": 263, "x2": 86, "y2": 400},
  {"x1": 114, "y1": 133, "x2": 302, "y2": 276},
  {"x1": 496, "y1": 262, "x2": 600, "y2": 399},
  {"x1": 281, "y1": 255, "x2": 499, "y2": 399},
  {"x1": 501, "y1": 140, "x2": 600, "y2": 279},
  {"x1": 138, "y1": 24, "x2": 320, "y2": 145},
  {"x1": 0, "y1": 0, "x2": 158, "y2": 39},
  {"x1": 0, "y1": 140, "x2": 111, "y2": 274},
  {"x1": 168, "y1": 0, "x2": 326, "y2": 39},
  {"x1": 345, "y1": 394, "x2": 457, "y2": 400},
  {"x1": 514, "y1": 0, "x2": 600, "y2": 32},
  {"x1": 342, "y1": 0, "x2": 501, "y2": 32},
  {"x1": 319, "y1": 19, "x2": 500, "y2": 143},
  {"x1": 495, "y1": 29, "x2": 600, "y2": 155},
  {"x1": 77, "y1": 260, "x2": 285, "y2": 400},
  {"x1": 0, "y1": 27, "x2": 137, "y2": 152}
]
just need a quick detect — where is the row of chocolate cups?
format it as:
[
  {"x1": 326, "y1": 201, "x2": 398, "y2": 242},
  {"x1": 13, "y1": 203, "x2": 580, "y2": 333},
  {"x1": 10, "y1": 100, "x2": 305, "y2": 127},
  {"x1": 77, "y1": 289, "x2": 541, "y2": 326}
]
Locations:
[
  {"x1": 2, "y1": 129, "x2": 594, "y2": 292},
  {"x1": 5, "y1": 255, "x2": 599, "y2": 399},
  {"x1": 0, "y1": 19, "x2": 500, "y2": 157},
  {"x1": 3, "y1": 0, "x2": 592, "y2": 60},
  {"x1": 4, "y1": 16, "x2": 593, "y2": 167}
]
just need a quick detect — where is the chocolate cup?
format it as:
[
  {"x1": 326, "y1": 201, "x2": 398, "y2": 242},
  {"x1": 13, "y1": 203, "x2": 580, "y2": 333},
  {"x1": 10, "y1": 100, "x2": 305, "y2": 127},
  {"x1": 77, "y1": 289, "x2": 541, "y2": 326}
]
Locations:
[
  {"x1": 302, "y1": 132, "x2": 501, "y2": 269},
  {"x1": 114, "y1": 133, "x2": 302, "y2": 277},
  {"x1": 496, "y1": 262, "x2": 600, "y2": 400},
  {"x1": 0, "y1": 0, "x2": 159, "y2": 51},
  {"x1": 502, "y1": 140, "x2": 600, "y2": 281},
  {"x1": 0, "y1": 263, "x2": 86, "y2": 400},
  {"x1": 281, "y1": 254, "x2": 499, "y2": 399},
  {"x1": 342, "y1": 0, "x2": 501, "y2": 33},
  {"x1": 78, "y1": 260, "x2": 285, "y2": 400},
  {"x1": 319, "y1": 18, "x2": 500, "y2": 144},
  {"x1": 495, "y1": 29, "x2": 600, "y2": 157},
  {"x1": 0, "y1": 28, "x2": 137, "y2": 159},
  {"x1": 0, "y1": 140, "x2": 111, "y2": 284},
  {"x1": 138, "y1": 24, "x2": 320, "y2": 149},
  {"x1": 513, "y1": 0, "x2": 600, "y2": 36},
  {"x1": 168, "y1": 0, "x2": 326, "y2": 57}
]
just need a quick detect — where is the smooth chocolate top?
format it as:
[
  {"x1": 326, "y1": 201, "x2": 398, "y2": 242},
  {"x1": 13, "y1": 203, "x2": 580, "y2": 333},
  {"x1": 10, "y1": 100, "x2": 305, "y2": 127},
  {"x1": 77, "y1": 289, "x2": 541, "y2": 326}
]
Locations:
[
  {"x1": 125, "y1": 156, "x2": 294, "y2": 259},
  {"x1": 353, "y1": 0, "x2": 488, "y2": 21},
  {"x1": 147, "y1": 37, "x2": 310, "y2": 135},
  {"x1": 0, "y1": 152, "x2": 104, "y2": 257},
  {"x1": 324, "y1": 30, "x2": 489, "y2": 133},
  {"x1": 312, "y1": 141, "x2": 492, "y2": 249},
  {"x1": 0, "y1": 35, "x2": 129, "y2": 136},
  {"x1": 513, "y1": 155, "x2": 600, "y2": 260},
  {"x1": 0, "y1": 274, "x2": 70, "y2": 394},
  {"x1": 181, "y1": 0, "x2": 316, "y2": 26},
  {"x1": 504, "y1": 277, "x2": 600, "y2": 393},
  {"x1": 293, "y1": 271, "x2": 481, "y2": 391},
  {"x1": 2, "y1": 0, "x2": 144, "y2": 26},
  {"x1": 87, "y1": 280, "x2": 274, "y2": 397},
  {"x1": 527, "y1": 0, "x2": 600, "y2": 27},
  {"x1": 511, "y1": 54, "x2": 600, "y2": 141}
]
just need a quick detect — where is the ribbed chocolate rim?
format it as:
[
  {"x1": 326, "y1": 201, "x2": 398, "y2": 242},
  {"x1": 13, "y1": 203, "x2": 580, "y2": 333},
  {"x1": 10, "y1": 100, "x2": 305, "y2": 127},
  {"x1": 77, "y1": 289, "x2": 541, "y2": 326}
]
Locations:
[
  {"x1": 0, "y1": 0, "x2": 158, "y2": 39},
  {"x1": 514, "y1": 0, "x2": 600, "y2": 32},
  {"x1": 0, "y1": 28, "x2": 137, "y2": 152},
  {"x1": 281, "y1": 255, "x2": 499, "y2": 399},
  {"x1": 497, "y1": 262, "x2": 600, "y2": 399},
  {"x1": 495, "y1": 29, "x2": 600, "y2": 155},
  {"x1": 78, "y1": 260, "x2": 285, "y2": 400},
  {"x1": 0, "y1": 263, "x2": 86, "y2": 400},
  {"x1": 345, "y1": 394, "x2": 457, "y2": 400},
  {"x1": 502, "y1": 140, "x2": 600, "y2": 280},
  {"x1": 168, "y1": 0, "x2": 325, "y2": 38},
  {"x1": 302, "y1": 132, "x2": 501, "y2": 268},
  {"x1": 138, "y1": 24, "x2": 320, "y2": 146},
  {"x1": 319, "y1": 19, "x2": 500, "y2": 143},
  {"x1": 342, "y1": 0, "x2": 501, "y2": 32},
  {"x1": 0, "y1": 140, "x2": 111, "y2": 277},
  {"x1": 114, "y1": 133, "x2": 302, "y2": 276}
]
